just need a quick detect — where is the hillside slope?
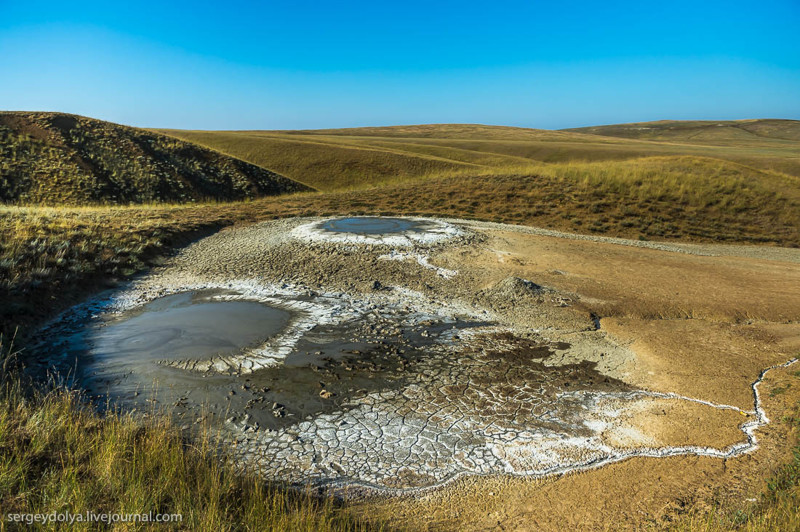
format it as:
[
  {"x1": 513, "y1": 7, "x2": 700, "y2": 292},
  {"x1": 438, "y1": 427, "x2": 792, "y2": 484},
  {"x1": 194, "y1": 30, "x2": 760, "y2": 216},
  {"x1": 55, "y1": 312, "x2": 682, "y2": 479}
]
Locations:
[
  {"x1": 0, "y1": 112, "x2": 312, "y2": 205},
  {"x1": 157, "y1": 129, "x2": 479, "y2": 191},
  {"x1": 277, "y1": 123, "x2": 599, "y2": 141},
  {"x1": 564, "y1": 119, "x2": 800, "y2": 144},
  {"x1": 160, "y1": 121, "x2": 800, "y2": 192}
]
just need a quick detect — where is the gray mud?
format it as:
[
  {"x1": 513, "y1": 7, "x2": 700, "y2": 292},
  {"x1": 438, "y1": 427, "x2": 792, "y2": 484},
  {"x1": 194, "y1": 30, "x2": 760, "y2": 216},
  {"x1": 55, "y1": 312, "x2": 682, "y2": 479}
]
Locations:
[
  {"x1": 320, "y1": 217, "x2": 433, "y2": 235},
  {"x1": 86, "y1": 290, "x2": 290, "y2": 364},
  {"x1": 31, "y1": 216, "x2": 770, "y2": 492},
  {"x1": 65, "y1": 288, "x2": 492, "y2": 432}
]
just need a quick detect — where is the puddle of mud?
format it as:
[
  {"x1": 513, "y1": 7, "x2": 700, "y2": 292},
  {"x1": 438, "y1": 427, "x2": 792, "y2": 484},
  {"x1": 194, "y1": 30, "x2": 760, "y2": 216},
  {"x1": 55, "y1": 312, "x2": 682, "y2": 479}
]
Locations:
[
  {"x1": 293, "y1": 216, "x2": 463, "y2": 246},
  {"x1": 320, "y1": 217, "x2": 431, "y2": 235},
  {"x1": 45, "y1": 286, "x2": 722, "y2": 491},
  {"x1": 59, "y1": 290, "x2": 491, "y2": 433},
  {"x1": 86, "y1": 291, "x2": 291, "y2": 364}
]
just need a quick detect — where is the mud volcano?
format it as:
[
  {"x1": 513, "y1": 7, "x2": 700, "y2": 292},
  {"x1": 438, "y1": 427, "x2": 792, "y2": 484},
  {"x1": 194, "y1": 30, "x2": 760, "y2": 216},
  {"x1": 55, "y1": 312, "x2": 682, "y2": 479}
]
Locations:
[
  {"x1": 86, "y1": 291, "x2": 290, "y2": 365},
  {"x1": 43, "y1": 280, "x2": 750, "y2": 493},
  {"x1": 321, "y1": 217, "x2": 428, "y2": 235},
  {"x1": 292, "y1": 216, "x2": 463, "y2": 246},
  {"x1": 53, "y1": 284, "x2": 494, "y2": 436},
  {"x1": 34, "y1": 217, "x2": 777, "y2": 493}
]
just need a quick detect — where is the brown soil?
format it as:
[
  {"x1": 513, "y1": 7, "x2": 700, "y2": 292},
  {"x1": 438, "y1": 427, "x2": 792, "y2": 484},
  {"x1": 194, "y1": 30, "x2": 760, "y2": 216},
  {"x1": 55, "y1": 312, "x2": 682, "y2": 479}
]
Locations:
[
  {"x1": 355, "y1": 224, "x2": 800, "y2": 530},
  {"x1": 15, "y1": 215, "x2": 800, "y2": 529}
]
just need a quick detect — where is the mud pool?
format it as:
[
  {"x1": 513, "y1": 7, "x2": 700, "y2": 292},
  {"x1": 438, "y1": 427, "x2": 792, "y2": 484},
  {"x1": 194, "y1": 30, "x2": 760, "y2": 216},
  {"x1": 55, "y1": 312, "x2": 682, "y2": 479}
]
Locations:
[
  {"x1": 54, "y1": 286, "x2": 495, "y2": 433},
  {"x1": 32, "y1": 216, "x2": 786, "y2": 493},
  {"x1": 320, "y1": 217, "x2": 427, "y2": 235},
  {"x1": 292, "y1": 216, "x2": 463, "y2": 246}
]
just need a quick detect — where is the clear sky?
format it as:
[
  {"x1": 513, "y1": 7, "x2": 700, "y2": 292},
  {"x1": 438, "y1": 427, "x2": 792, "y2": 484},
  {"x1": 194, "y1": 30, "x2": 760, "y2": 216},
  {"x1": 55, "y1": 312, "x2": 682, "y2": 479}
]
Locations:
[{"x1": 1, "y1": 0, "x2": 798, "y2": 130}]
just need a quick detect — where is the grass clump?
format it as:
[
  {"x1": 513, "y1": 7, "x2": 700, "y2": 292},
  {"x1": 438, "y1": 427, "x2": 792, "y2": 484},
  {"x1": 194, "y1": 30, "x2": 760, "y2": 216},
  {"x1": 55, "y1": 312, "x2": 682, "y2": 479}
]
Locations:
[
  {"x1": 770, "y1": 384, "x2": 791, "y2": 397},
  {"x1": 0, "y1": 337, "x2": 376, "y2": 531}
]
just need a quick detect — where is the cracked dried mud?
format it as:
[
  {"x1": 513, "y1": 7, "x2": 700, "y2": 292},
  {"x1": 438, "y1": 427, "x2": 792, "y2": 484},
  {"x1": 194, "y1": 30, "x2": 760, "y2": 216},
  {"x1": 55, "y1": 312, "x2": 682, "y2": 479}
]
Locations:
[{"x1": 33, "y1": 216, "x2": 800, "y2": 526}]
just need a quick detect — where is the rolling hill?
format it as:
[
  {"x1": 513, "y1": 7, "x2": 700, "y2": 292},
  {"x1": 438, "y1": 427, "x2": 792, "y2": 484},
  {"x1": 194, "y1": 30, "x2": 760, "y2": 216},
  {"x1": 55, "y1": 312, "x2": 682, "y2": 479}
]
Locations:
[
  {"x1": 0, "y1": 112, "x2": 311, "y2": 205},
  {"x1": 563, "y1": 118, "x2": 800, "y2": 144},
  {"x1": 2, "y1": 114, "x2": 798, "y2": 249},
  {"x1": 158, "y1": 121, "x2": 800, "y2": 192}
]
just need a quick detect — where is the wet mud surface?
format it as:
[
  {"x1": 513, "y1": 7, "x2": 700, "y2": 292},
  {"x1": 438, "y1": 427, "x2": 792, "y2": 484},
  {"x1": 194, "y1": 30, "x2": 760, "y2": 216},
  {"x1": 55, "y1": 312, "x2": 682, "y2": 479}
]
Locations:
[
  {"x1": 32, "y1": 216, "x2": 781, "y2": 492},
  {"x1": 65, "y1": 288, "x2": 492, "y2": 433},
  {"x1": 292, "y1": 216, "x2": 463, "y2": 247},
  {"x1": 320, "y1": 217, "x2": 431, "y2": 235}
]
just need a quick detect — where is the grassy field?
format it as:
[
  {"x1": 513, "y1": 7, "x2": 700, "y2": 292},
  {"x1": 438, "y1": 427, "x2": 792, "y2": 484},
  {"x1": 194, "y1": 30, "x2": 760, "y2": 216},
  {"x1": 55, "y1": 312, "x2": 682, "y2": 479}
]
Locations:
[
  {"x1": 3, "y1": 116, "x2": 800, "y2": 530},
  {"x1": 564, "y1": 118, "x2": 800, "y2": 143}
]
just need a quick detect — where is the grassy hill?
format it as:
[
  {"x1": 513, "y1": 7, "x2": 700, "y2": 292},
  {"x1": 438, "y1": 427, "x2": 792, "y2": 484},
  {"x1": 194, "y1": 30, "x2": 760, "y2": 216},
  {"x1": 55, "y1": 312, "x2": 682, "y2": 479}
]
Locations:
[
  {"x1": 156, "y1": 128, "x2": 478, "y2": 191},
  {"x1": 156, "y1": 123, "x2": 800, "y2": 244},
  {"x1": 1, "y1": 115, "x2": 796, "y2": 246},
  {"x1": 279, "y1": 123, "x2": 594, "y2": 140},
  {"x1": 564, "y1": 118, "x2": 800, "y2": 144},
  {"x1": 0, "y1": 112, "x2": 311, "y2": 205},
  {"x1": 158, "y1": 121, "x2": 800, "y2": 192}
]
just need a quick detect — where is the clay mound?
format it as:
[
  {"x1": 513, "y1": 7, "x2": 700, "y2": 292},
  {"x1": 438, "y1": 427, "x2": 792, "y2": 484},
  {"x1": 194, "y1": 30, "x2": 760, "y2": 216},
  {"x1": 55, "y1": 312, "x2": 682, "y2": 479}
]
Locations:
[{"x1": 487, "y1": 276, "x2": 552, "y2": 301}]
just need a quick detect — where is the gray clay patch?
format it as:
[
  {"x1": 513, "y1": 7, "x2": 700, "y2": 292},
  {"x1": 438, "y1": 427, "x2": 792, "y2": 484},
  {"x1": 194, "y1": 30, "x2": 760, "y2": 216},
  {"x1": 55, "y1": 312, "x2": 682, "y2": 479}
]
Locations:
[
  {"x1": 292, "y1": 216, "x2": 464, "y2": 246},
  {"x1": 320, "y1": 217, "x2": 433, "y2": 235}
]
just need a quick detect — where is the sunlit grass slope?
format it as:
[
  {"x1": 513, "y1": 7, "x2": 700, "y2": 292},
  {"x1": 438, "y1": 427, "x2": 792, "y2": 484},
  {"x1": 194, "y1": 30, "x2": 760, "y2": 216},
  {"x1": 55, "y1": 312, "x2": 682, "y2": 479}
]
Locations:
[
  {"x1": 564, "y1": 118, "x2": 800, "y2": 144},
  {"x1": 159, "y1": 121, "x2": 800, "y2": 192},
  {"x1": 0, "y1": 112, "x2": 311, "y2": 205}
]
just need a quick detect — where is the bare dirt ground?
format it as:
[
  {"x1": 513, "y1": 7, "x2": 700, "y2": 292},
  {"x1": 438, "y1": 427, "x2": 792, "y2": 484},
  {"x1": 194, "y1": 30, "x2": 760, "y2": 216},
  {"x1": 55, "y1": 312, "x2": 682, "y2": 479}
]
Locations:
[
  {"x1": 362, "y1": 222, "x2": 800, "y2": 530},
  {"x1": 40, "y1": 217, "x2": 800, "y2": 530}
]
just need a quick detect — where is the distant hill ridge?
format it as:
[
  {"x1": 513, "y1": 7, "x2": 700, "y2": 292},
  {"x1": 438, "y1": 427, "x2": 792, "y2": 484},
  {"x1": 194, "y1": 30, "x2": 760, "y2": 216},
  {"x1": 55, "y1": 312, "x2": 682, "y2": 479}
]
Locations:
[
  {"x1": 0, "y1": 112, "x2": 311, "y2": 205},
  {"x1": 271, "y1": 123, "x2": 591, "y2": 141},
  {"x1": 4, "y1": 113, "x2": 798, "y2": 205},
  {"x1": 237, "y1": 119, "x2": 800, "y2": 142},
  {"x1": 563, "y1": 119, "x2": 800, "y2": 143},
  {"x1": 160, "y1": 118, "x2": 800, "y2": 192}
]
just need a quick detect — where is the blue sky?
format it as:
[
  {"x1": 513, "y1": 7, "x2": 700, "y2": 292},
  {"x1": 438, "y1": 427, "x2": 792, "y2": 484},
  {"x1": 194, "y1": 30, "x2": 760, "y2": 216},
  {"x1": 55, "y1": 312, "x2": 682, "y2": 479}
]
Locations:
[{"x1": 1, "y1": 0, "x2": 798, "y2": 130}]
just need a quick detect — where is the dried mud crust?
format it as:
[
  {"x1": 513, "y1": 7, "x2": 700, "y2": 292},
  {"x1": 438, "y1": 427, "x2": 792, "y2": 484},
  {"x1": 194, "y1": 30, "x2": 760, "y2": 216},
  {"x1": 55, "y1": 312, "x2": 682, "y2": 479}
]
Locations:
[{"x1": 35, "y1": 216, "x2": 800, "y2": 495}]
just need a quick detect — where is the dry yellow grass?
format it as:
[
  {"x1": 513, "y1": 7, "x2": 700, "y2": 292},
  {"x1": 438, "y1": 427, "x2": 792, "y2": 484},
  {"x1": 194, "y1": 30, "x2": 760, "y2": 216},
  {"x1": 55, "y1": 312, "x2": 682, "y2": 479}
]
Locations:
[
  {"x1": 0, "y1": 340, "x2": 377, "y2": 531},
  {"x1": 158, "y1": 121, "x2": 800, "y2": 192},
  {"x1": 0, "y1": 112, "x2": 310, "y2": 205}
]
